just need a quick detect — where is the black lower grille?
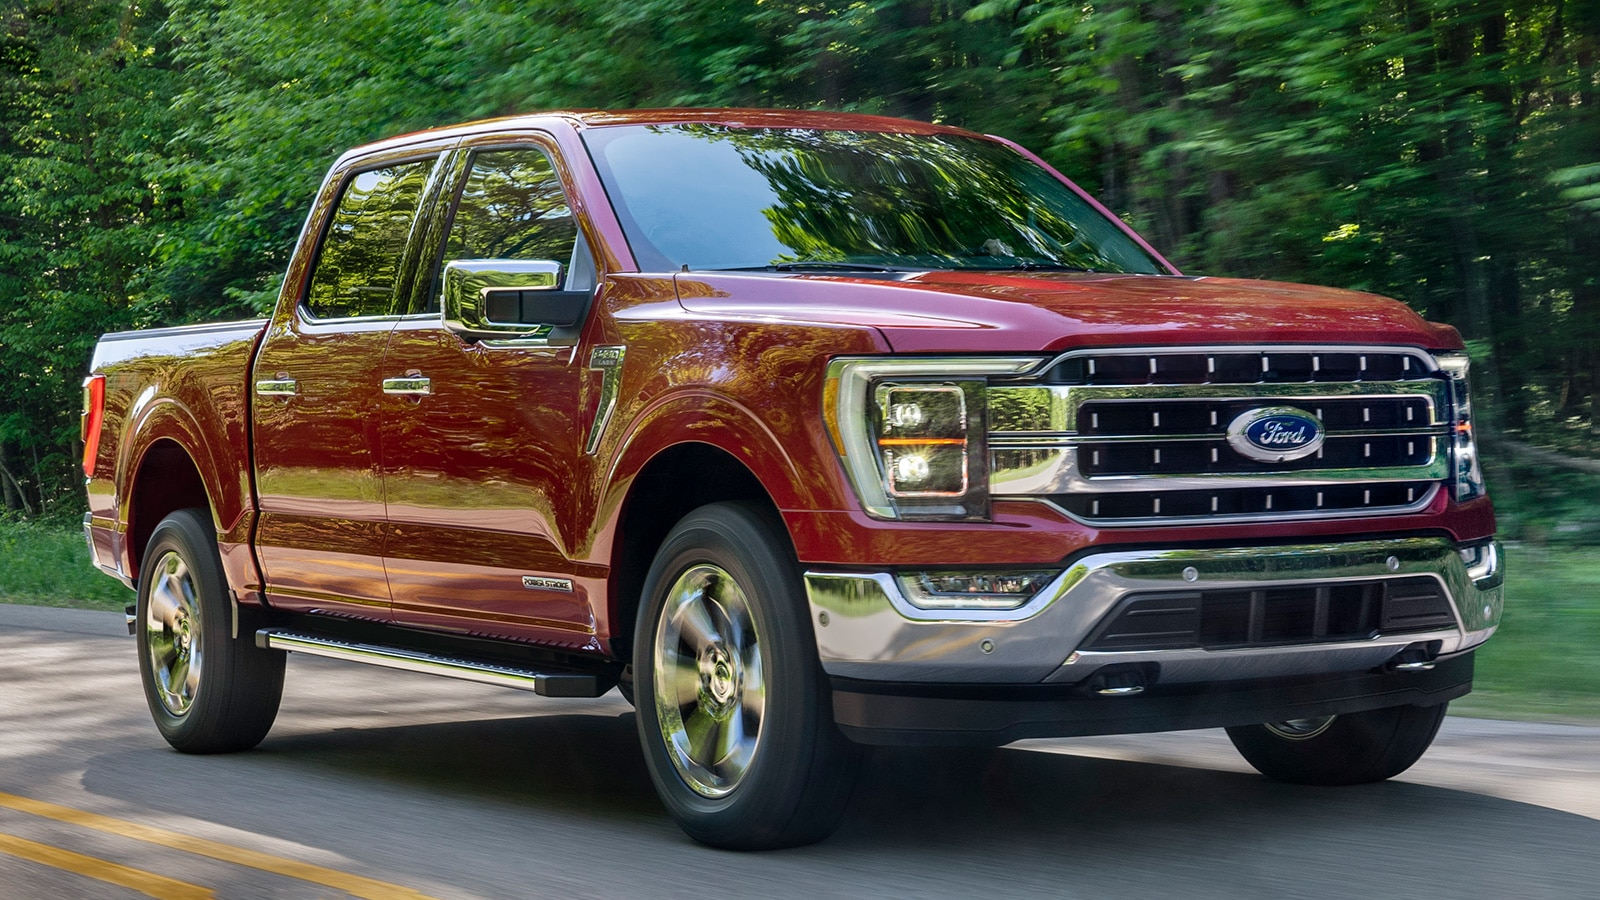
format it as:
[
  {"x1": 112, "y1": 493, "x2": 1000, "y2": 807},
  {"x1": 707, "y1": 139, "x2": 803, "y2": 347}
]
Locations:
[{"x1": 1082, "y1": 576, "x2": 1456, "y2": 652}]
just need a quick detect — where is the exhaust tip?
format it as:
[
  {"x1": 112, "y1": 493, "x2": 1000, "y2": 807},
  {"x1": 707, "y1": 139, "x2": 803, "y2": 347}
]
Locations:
[
  {"x1": 1388, "y1": 640, "x2": 1442, "y2": 672},
  {"x1": 1086, "y1": 663, "x2": 1157, "y2": 697}
]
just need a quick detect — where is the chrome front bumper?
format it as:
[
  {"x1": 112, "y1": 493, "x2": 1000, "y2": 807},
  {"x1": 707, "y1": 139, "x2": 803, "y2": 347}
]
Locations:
[{"x1": 804, "y1": 537, "x2": 1502, "y2": 684}]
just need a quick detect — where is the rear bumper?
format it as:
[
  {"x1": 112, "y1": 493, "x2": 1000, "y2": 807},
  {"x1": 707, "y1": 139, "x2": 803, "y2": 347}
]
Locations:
[
  {"x1": 83, "y1": 512, "x2": 133, "y2": 589},
  {"x1": 832, "y1": 650, "x2": 1473, "y2": 746}
]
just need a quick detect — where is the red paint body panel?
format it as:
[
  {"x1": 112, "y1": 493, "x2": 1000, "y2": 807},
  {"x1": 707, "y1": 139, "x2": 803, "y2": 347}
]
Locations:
[
  {"x1": 252, "y1": 313, "x2": 395, "y2": 619},
  {"x1": 84, "y1": 109, "x2": 1495, "y2": 667},
  {"x1": 674, "y1": 272, "x2": 1461, "y2": 355},
  {"x1": 86, "y1": 320, "x2": 267, "y2": 596}
]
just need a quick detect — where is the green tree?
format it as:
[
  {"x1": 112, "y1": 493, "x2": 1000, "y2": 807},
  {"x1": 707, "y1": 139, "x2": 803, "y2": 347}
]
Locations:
[{"x1": 0, "y1": 0, "x2": 178, "y2": 516}]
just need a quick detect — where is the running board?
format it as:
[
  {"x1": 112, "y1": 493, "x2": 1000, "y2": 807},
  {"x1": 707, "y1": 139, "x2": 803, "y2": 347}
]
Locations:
[{"x1": 255, "y1": 629, "x2": 605, "y2": 698}]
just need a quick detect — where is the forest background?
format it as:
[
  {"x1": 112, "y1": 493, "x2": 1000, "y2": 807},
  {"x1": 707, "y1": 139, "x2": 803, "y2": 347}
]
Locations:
[{"x1": 1, "y1": 0, "x2": 1597, "y2": 527}]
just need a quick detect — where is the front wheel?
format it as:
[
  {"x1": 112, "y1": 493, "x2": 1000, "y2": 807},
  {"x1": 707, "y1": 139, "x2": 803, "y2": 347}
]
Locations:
[
  {"x1": 136, "y1": 508, "x2": 285, "y2": 753},
  {"x1": 634, "y1": 502, "x2": 860, "y2": 849},
  {"x1": 1225, "y1": 703, "x2": 1448, "y2": 786}
]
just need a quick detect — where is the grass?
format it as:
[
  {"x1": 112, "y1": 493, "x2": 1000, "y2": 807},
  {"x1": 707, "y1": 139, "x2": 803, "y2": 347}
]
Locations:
[
  {"x1": 2, "y1": 515, "x2": 1597, "y2": 724},
  {"x1": 1451, "y1": 543, "x2": 1600, "y2": 724},
  {"x1": 0, "y1": 518, "x2": 133, "y2": 610}
]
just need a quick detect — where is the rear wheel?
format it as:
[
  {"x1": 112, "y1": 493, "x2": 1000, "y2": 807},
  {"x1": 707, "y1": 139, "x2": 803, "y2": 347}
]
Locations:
[
  {"x1": 1226, "y1": 703, "x2": 1448, "y2": 786},
  {"x1": 634, "y1": 502, "x2": 860, "y2": 849},
  {"x1": 136, "y1": 509, "x2": 285, "y2": 753}
]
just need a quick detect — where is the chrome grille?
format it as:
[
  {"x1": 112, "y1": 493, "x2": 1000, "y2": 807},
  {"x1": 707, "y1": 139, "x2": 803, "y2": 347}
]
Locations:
[
  {"x1": 1043, "y1": 349, "x2": 1429, "y2": 386},
  {"x1": 989, "y1": 346, "x2": 1453, "y2": 526}
]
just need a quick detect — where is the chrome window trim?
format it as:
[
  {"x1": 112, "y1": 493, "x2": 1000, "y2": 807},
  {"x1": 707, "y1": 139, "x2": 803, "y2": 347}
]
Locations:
[{"x1": 294, "y1": 309, "x2": 410, "y2": 328}]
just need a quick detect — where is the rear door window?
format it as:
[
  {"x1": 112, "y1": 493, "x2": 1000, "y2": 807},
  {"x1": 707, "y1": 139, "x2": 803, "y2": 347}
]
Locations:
[{"x1": 304, "y1": 160, "x2": 435, "y2": 319}]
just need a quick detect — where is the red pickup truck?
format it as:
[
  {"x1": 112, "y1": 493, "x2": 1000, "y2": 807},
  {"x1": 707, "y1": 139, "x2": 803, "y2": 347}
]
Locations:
[{"x1": 83, "y1": 109, "x2": 1503, "y2": 849}]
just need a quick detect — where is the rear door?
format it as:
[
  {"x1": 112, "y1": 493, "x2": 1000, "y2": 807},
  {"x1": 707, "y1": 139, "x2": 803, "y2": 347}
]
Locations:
[
  {"x1": 252, "y1": 146, "x2": 449, "y2": 619},
  {"x1": 379, "y1": 135, "x2": 605, "y2": 644}
]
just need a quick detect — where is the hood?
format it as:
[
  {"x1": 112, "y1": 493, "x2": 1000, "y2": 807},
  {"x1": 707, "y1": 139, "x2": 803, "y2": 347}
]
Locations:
[{"x1": 671, "y1": 271, "x2": 1461, "y2": 353}]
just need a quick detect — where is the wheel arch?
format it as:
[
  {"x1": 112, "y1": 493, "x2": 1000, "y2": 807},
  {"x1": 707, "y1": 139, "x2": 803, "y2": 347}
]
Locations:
[
  {"x1": 606, "y1": 441, "x2": 787, "y2": 661},
  {"x1": 125, "y1": 438, "x2": 213, "y2": 585}
]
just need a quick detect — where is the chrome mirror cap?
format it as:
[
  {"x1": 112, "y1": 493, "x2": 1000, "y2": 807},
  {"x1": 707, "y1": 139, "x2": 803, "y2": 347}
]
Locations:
[{"x1": 442, "y1": 258, "x2": 583, "y2": 337}]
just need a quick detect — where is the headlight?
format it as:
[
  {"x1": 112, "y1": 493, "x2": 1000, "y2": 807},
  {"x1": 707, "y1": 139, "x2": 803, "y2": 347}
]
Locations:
[
  {"x1": 824, "y1": 357, "x2": 1039, "y2": 520},
  {"x1": 1434, "y1": 352, "x2": 1486, "y2": 501}
]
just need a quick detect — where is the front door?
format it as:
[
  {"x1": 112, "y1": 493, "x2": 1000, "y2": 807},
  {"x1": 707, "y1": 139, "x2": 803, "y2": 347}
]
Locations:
[{"x1": 379, "y1": 140, "x2": 602, "y2": 644}]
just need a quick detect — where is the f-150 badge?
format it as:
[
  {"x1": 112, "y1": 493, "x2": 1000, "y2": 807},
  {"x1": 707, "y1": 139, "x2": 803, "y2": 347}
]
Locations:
[{"x1": 1226, "y1": 407, "x2": 1325, "y2": 463}]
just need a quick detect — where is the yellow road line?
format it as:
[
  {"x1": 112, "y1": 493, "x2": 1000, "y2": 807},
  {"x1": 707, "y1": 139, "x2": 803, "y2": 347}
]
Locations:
[
  {"x1": 0, "y1": 831, "x2": 215, "y2": 900},
  {"x1": 0, "y1": 791, "x2": 437, "y2": 900}
]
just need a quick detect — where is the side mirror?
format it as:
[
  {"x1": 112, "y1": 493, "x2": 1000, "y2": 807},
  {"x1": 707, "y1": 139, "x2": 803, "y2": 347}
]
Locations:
[{"x1": 441, "y1": 259, "x2": 591, "y2": 340}]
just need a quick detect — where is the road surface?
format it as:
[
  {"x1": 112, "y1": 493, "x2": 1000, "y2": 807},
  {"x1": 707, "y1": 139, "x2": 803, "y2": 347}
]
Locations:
[{"x1": 1, "y1": 604, "x2": 1595, "y2": 899}]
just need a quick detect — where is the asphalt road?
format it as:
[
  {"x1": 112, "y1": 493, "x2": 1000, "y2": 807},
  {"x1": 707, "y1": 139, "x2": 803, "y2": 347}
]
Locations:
[{"x1": 2, "y1": 603, "x2": 1596, "y2": 899}]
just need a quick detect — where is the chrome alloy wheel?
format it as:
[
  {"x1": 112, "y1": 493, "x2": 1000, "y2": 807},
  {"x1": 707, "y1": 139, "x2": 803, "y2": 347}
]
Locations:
[
  {"x1": 653, "y1": 563, "x2": 767, "y2": 798},
  {"x1": 1264, "y1": 715, "x2": 1337, "y2": 741},
  {"x1": 145, "y1": 550, "x2": 203, "y2": 717}
]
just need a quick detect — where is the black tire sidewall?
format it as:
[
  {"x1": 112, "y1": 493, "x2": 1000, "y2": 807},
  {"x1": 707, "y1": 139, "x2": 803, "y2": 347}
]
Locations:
[
  {"x1": 135, "y1": 508, "x2": 281, "y2": 753},
  {"x1": 1226, "y1": 702, "x2": 1448, "y2": 785},
  {"x1": 633, "y1": 502, "x2": 849, "y2": 848}
]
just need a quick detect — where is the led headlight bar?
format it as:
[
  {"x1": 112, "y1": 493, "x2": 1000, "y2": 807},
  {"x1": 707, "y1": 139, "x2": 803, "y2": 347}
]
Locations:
[
  {"x1": 1434, "y1": 352, "x2": 1487, "y2": 501},
  {"x1": 824, "y1": 357, "x2": 1039, "y2": 520}
]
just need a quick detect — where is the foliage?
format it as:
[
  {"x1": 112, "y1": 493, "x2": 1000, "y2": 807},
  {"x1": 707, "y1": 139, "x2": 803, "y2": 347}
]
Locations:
[
  {"x1": 1451, "y1": 543, "x2": 1600, "y2": 724},
  {"x1": 1, "y1": 0, "x2": 1598, "y2": 518},
  {"x1": 0, "y1": 517, "x2": 132, "y2": 607}
]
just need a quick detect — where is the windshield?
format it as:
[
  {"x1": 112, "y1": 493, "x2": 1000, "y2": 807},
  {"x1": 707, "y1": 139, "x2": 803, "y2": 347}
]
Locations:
[{"x1": 583, "y1": 124, "x2": 1167, "y2": 275}]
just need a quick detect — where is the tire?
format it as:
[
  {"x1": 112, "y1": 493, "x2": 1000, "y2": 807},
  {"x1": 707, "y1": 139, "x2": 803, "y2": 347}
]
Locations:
[
  {"x1": 1225, "y1": 702, "x2": 1449, "y2": 786},
  {"x1": 136, "y1": 508, "x2": 285, "y2": 753},
  {"x1": 634, "y1": 502, "x2": 861, "y2": 849}
]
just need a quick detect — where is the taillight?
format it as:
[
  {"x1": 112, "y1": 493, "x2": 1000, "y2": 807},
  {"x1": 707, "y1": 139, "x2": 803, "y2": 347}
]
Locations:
[{"x1": 81, "y1": 374, "x2": 106, "y2": 477}]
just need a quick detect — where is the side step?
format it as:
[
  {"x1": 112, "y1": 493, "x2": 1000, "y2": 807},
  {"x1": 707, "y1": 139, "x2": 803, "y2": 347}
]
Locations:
[{"x1": 256, "y1": 629, "x2": 606, "y2": 698}]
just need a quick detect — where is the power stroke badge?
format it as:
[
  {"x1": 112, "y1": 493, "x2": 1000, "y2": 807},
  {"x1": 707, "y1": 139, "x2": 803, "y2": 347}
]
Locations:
[{"x1": 1225, "y1": 406, "x2": 1326, "y2": 463}]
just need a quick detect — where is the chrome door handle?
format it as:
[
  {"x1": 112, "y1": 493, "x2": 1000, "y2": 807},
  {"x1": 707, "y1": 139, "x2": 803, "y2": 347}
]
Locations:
[
  {"x1": 254, "y1": 379, "x2": 297, "y2": 397},
  {"x1": 381, "y1": 376, "x2": 432, "y2": 396}
]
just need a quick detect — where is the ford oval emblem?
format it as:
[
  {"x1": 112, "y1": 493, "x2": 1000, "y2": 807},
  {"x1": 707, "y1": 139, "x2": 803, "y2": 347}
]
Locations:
[{"x1": 1226, "y1": 407, "x2": 1326, "y2": 463}]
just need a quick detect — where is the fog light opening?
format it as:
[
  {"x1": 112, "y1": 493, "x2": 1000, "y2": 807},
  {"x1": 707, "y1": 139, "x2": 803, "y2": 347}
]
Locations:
[{"x1": 897, "y1": 569, "x2": 1059, "y2": 611}]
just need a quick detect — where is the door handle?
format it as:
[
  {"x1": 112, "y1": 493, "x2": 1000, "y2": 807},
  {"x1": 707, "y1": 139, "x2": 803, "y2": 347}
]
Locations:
[
  {"x1": 254, "y1": 378, "x2": 297, "y2": 397},
  {"x1": 381, "y1": 375, "x2": 432, "y2": 396}
]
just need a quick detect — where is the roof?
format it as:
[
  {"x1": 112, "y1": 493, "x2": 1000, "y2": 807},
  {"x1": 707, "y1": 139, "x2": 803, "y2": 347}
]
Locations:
[{"x1": 340, "y1": 108, "x2": 981, "y2": 161}]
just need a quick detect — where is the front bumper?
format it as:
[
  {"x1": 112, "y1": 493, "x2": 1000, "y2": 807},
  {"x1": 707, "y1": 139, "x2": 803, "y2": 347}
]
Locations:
[
  {"x1": 832, "y1": 651, "x2": 1474, "y2": 746},
  {"x1": 803, "y1": 536, "x2": 1502, "y2": 684}
]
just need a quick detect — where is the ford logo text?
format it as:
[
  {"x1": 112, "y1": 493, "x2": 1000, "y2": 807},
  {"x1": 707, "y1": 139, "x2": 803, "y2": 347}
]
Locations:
[{"x1": 1226, "y1": 407, "x2": 1326, "y2": 463}]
